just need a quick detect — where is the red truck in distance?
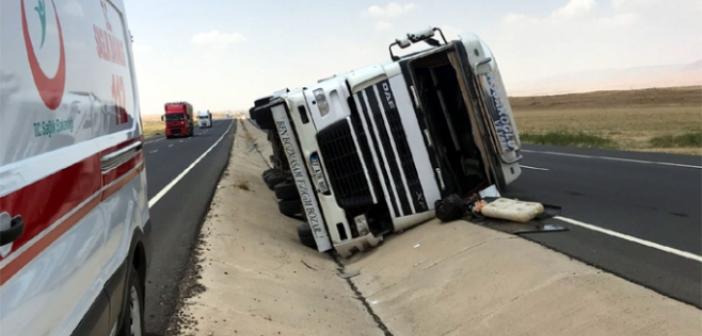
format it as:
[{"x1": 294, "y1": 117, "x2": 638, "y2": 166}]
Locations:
[{"x1": 163, "y1": 102, "x2": 195, "y2": 138}]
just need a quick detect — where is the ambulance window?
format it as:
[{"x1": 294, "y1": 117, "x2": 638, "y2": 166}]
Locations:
[{"x1": 97, "y1": 1, "x2": 137, "y2": 134}]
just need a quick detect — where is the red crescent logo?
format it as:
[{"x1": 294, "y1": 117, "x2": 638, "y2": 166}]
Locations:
[{"x1": 20, "y1": 0, "x2": 66, "y2": 110}]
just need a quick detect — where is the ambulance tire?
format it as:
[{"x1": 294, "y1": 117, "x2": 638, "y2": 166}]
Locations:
[
  {"x1": 119, "y1": 264, "x2": 145, "y2": 336},
  {"x1": 278, "y1": 199, "x2": 302, "y2": 217},
  {"x1": 297, "y1": 222, "x2": 317, "y2": 250},
  {"x1": 274, "y1": 182, "x2": 299, "y2": 200}
]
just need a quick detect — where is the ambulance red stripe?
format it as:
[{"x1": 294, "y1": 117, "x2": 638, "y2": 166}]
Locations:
[{"x1": 0, "y1": 138, "x2": 144, "y2": 285}]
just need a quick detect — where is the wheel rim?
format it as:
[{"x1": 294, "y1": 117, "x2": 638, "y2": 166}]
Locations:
[{"x1": 128, "y1": 286, "x2": 143, "y2": 336}]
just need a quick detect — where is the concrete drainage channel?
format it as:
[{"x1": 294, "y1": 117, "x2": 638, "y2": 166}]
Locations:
[
  {"x1": 334, "y1": 256, "x2": 394, "y2": 336},
  {"x1": 250, "y1": 120, "x2": 393, "y2": 336},
  {"x1": 246, "y1": 118, "x2": 393, "y2": 335},
  {"x1": 166, "y1": 121, "x2": 701, "y2": 336}
]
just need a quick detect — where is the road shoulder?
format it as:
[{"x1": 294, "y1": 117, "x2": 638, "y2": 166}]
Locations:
[
  {"x1": 343, "y1": 217, "x2": 702, "y2": 335},
  {"x1": 167, "y1": 121, "x2": 382, "y2": 335}
]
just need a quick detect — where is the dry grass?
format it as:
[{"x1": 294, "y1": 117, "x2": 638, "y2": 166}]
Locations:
[
  {"x1": 511, "y1": 86, "x2": 702, "y2": 155},
  {"x1": 141, "y1": 115, "x2": 163, "y2": 138}
]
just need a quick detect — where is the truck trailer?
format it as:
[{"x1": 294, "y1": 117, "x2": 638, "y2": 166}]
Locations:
[{"x1": 251, "y1": 28, "x2": 522, "y2": 256}]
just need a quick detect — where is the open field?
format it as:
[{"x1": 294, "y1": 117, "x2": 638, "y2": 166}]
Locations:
[
  {"x1": 142, "y1": 115, "x2": 163, "y2": 137},
  {"x1": 510, "y1": 86, "x2": 702, "y2": 155}
]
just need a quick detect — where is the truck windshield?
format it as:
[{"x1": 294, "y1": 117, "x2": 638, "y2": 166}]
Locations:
[{"x1": 166, "y1": 114, "x2": 185, "y2": 121}]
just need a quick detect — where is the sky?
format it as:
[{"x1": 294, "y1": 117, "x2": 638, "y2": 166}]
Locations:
[{"x1": 124, "y1": 0, "x2": 702, "y2": 114}]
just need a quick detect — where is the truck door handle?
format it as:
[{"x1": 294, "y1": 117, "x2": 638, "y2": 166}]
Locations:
[{"x1": 0, "y1": 216, "x2": 24, "y2": 246}]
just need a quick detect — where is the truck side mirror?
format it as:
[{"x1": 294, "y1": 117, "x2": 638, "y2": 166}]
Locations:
[{"x1": 160, "y1": 115, "x2": 165, "y2": 121}]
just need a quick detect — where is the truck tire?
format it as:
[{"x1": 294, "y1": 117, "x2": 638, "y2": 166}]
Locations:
[
  {"x1": 264, "y1": 171, "x2": 287, "y2": 190},
  {"x1": 262, "y1": 168, "x2": 281, "y2": 180},
  {"x1": 118, "y1": 264, "x2": 145, "y2": 336},
  {"x1": 251, "y1": 108, "x2": 275, "y2": 130},
  {"x1": 274, "y1": 182, "x2": 299, "y2": 200},
  {"x1": 297, "y1": 222, "x2": 317, "y2": 250},
  {"x1": 278, "y1": 199, "x2": 302, "y2": 217}
]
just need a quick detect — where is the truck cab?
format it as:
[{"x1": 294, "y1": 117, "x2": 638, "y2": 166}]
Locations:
[
  {"x1": 164, "y1": 102, "x2": 195, "y2": 138},
  {"x1": 252, "y1": 28, "x2": 521, "y2": 256},
  {"x1": 198, "y1": 110, "x2": 213, "y2": 128}
]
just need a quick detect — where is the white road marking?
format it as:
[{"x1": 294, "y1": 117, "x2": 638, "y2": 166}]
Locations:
[
  {"x1": 520, "y1": 164, "x2": 550, "y2": 171},
  {"x1": 554, "y1": 216, "x2": 702, "y2": 263},
  {"x1": 148, "y1": 149, "x2": 159, "y2": 154},
  {"x1": 168, "y1": 144, "x2": 174, "y2": 148},
  {"x1": 522, "y1": 149, "x2": 702, "y2": 169},
  {"x1": 145, "y1": 136, "x2": 165, "y2": 144},
  {"x1": 148, "y1": 121, "x2": 234, "y2": 208}
]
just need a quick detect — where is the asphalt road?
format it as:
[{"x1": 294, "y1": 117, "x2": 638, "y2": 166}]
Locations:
[
  {"x1": 505, "y1": 144, "x2": 702, "y2": 307},
  {"x1": 142, "y1": 119, "x2": 236, "y2": 334}
]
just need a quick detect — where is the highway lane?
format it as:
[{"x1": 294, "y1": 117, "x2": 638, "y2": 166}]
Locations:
[
  {"x1": 142, "y1": 119, "x2": 236, "y2": 334},
  {"x1": 505, "y1": 144, "x2": 702, "y2": 307}
]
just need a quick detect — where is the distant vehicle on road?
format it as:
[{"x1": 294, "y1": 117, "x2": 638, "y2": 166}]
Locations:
[
  {"x1": 163, "y1": 102, "x2": 195, "y2": 138},
  {"x1": 198, "y1": 110, "x2": 213, "y2": 128},
  {"x1": 1, "y1": 0, "x2": 150, "y2": 335},
  {"x1": 251, "y1": 27, "x2": 522, "y2": 256}
]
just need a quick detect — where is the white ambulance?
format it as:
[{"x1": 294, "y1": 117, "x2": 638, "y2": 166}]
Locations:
[{"x1": 0, "y1": 1, "x2": 150, "y2": 335}]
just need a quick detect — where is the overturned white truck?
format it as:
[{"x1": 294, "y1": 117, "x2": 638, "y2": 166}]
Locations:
[{"x1": 251, "y1": 28, "x2": 522, "y2": 256}]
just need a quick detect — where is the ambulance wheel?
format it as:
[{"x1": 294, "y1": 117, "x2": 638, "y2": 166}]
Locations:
[
  {"x1": 278, "y1": 199, "x2": 302, "y2": 217},
  {"x1": 119, "y1": 265, "x2": 145, "y2": 336},
  {"x1": 274, "y1": 182, "x2": 299, "y2": 200},
  {"x1": 297, "y1": 222, "x2": 317, "y2": 249}
]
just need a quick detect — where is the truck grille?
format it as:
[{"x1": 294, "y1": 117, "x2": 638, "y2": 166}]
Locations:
[
  {"x1": 316, "y1": 120, "x2": 375, "y2": 208},
  {"x1": 350, "y1": 80, "x2": 427, "y2": 217}
]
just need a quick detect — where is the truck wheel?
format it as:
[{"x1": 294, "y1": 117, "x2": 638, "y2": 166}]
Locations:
[
  {"x1": 274, "y1": 182, "x2": 299, "y2": 200},
  {"x1": 264, "y1": 172, "x2": 287, "y2": 190},
  {"x1": 278, "y1": 199, "x2": 302, "y2": 217},
  {"x1": 262, "y1": 168, "x2": 281, "y2": 180},
  {"x1": 297, "y1": 223, "x2": 317, "y2": 249},
  {"x1": 251, "y1": 108, "x2": 275, "y2": 130},
  {"x1": 118, "y1": 264, "x2": 144, "y2": 336}
]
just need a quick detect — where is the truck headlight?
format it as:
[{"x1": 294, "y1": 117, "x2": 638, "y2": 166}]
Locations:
[
  {"x1": 313, "y1": 88, "x2": 329, "y2": 116},
  {"x1": 309, "y1": 152, "x2": 330, "y2": 195}
]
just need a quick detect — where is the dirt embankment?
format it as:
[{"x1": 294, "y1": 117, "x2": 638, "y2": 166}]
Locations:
[{"x1": 166, "y1": 121, "x2": 382, "y2": 336}]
